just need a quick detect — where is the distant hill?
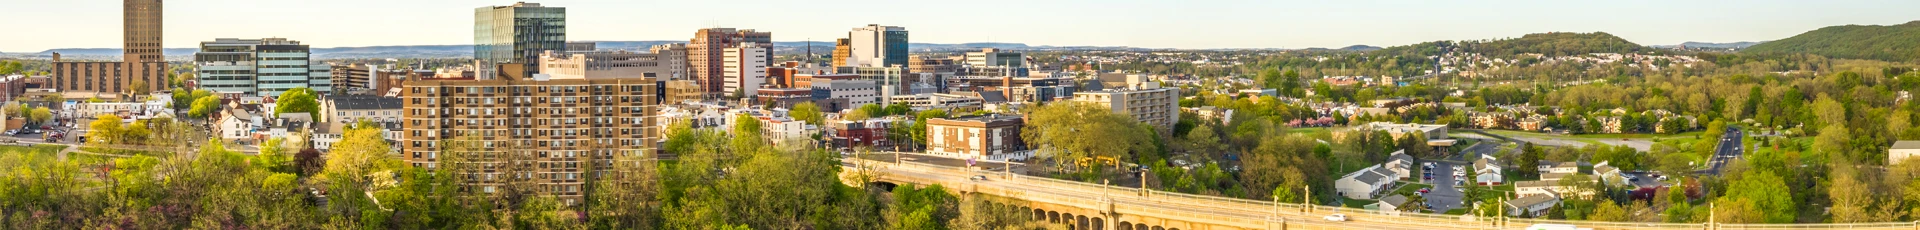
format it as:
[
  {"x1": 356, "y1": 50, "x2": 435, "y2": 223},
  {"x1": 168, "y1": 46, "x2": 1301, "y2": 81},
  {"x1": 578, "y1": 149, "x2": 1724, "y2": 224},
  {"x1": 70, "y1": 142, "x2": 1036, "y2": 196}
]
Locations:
[
  {"x1": 1340, "y1": 45, "x2": 1383, "y2": 51},
  {"x1": 1741, "y1": 21, "x2": 1920, "y2": 62},
  {"x1": 1463, "y1": 32, "x2": 1643, "y2": 57},
  {"x1": 1656, "y1": 41, "x2": 1767, "y2": 49},
  {"x1": 1372, "y1": 32, "x2": 1644, "y2": 58}
]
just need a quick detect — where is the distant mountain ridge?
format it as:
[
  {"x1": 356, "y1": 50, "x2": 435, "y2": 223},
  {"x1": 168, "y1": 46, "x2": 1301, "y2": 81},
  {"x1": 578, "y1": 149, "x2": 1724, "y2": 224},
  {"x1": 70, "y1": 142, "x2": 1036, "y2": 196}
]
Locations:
[
  {"x1": 1656, "y1": 41, "x2": 1767, "y2": 49},
  {"x1": 1741, "y1": 21, "x2": 1920, "y2": 62}
]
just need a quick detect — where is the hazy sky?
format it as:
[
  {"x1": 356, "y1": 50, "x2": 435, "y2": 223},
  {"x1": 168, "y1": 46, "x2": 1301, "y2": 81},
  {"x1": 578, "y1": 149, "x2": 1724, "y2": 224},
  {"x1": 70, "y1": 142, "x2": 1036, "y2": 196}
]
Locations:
[{"x1": 4, "y1": 0, "x2": 1917, "y2": 51}]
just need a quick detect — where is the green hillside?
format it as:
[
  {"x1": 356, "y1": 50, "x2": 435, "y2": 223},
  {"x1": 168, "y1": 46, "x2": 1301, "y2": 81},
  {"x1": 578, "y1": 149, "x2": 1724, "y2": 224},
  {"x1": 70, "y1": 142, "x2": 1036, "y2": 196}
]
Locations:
[
  {"x1": 1742, "y1": 21, "x2": 1920, "y2": 62},
  {"x1": 1375, "y1": 32, "x2": 1645, "y2": 58}
]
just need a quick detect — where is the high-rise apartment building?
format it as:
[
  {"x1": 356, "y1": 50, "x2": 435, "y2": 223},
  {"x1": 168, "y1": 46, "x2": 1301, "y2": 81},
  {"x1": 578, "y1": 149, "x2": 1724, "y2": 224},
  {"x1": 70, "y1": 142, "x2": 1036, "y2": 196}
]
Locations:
[
  {"x1": 193, "y1": 38, "x2": 333, "y2": 97},
  {"x1": 401, "y1": 65, "x2": 660, "y2": 205},
  {"x1": 475, "y1": 2, "x2": 566, "y2": 79},
  {"x1": 846, "y1": 25, "x2": 909, "y2": 68},
  {"x1": 648, "y1": 43, "x2": 689, "y2": 80},
  {"x1": 52, "y1": 0, "x2": 167, "y2": 95},
  {"x1": 688, "y1": 28, "x2": 772, "y2": 97},
  {"x1": 1071, "y1": 82, "x2": 1180, "y2": 136},
  {"x1": 722, "y1": 43, "x2": 771, "y2": 98}
]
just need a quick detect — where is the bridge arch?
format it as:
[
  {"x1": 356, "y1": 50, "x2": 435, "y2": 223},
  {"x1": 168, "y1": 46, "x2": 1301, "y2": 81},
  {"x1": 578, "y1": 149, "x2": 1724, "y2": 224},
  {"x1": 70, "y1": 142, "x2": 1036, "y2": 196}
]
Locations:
[{"x1": 865, "y1": 181, "x2": 898, "y2": 191}]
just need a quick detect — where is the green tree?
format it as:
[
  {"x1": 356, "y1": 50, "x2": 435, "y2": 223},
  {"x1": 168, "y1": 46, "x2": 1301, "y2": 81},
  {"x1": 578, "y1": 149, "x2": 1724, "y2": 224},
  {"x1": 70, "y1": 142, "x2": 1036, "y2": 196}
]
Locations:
[
  {"x1": 1022, "y1": 101, "x2": 1155, "y2": 178},
  {"x1": 27, "y1": 107, "x2": 50, "y2": 125},
  {"x1": 189, "y1": 96, "x2": 222, "y2": 118},
  {"x1": 1589, "y1": 201, "x2": 1628, "y2": 221},
  {"x1": 1723, "y1": 169, "x2": 1795, "y2": 223},
  {"x1": 792, "y1": 102, "x2": 825, "y2": 125},
  {"x1": 274, "y1": 87, "x2": 321, "y2": 119}
]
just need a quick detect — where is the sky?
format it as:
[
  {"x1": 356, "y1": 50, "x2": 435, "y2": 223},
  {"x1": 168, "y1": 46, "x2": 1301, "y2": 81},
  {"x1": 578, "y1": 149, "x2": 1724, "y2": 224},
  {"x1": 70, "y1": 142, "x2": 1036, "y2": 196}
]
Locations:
[{"x1": 4, "y1": 0, "x2": 1918, "y2": 52}]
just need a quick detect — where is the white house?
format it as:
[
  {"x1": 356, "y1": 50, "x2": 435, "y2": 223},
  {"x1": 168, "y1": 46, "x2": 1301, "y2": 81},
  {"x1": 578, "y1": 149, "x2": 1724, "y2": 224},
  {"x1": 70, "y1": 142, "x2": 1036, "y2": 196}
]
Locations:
[
  {"x1": 1505, "y1": 194, "x2": 1560, "y2": 217},
  {"x1": 1368, "y1": 194, "x2": 1411, "y2": 214},
  {"x1": 1890, "y1": 141, "x2": 1920, "y2": 164},
  {"x1": 1514, "y1": 180, "x2": 1559, "y2": 198},
  {"x1": 1539, "y1": 161, "x2": 1578, "y2": 174},
  {"x1": 1384, "y1": 150, "x2": 1415, "y2": 180},
  {"x1": 1335, "y1": 165, "x2": 1397, "y2": 199},
  {"x1": 1474, "y1": 155, "x2": 1504, "y2": 185}
]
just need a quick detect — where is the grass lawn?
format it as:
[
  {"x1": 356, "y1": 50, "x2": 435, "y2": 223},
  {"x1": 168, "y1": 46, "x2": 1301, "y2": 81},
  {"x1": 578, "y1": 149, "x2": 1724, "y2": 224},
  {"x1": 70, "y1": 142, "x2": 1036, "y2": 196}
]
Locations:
[
  {"x1": 1287, "y1": 127, "x2": 1333, "y2": 141},
  {"x1": 1444, "y1": 209, "x2": 1468, "y2": 215},
  {"x1": 1392, "y1": 183, "x2": 1433, "y2": 196},
  {"x1": 1342, "y1": 198, "x2": 1378, "y2": 208},
  {"x1": 0, "y1": 144, "x2": 110, "y2": 163}
]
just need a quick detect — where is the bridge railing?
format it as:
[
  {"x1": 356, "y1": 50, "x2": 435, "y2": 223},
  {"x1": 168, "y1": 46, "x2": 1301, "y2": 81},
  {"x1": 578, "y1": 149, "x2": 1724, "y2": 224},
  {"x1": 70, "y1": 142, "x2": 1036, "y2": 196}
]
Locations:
[
  {"x1": 851, "y1": 158, "x2": 1920, "y2": 230},
  {"x1": 1716, "y1": 222, "x2": 1920, "y2": 230},
  {"x1": 1507, "y1": 219, "x2": 1705, "y2": 230}
]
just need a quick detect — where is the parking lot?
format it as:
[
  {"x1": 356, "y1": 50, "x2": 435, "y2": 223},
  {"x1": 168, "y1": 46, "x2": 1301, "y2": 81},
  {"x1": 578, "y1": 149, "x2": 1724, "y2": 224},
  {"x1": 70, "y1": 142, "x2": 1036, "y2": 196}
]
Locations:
[{"x1": 1421, "y1": 161, "x2": 1465, "y2": 213}]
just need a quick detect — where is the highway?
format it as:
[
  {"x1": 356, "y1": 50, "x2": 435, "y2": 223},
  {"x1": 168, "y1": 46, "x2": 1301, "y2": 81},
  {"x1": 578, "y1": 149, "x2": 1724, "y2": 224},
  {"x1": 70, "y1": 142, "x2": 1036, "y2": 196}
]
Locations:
[{"x1": 1703, "y1": 127, "x2": 1743, "y2": 175}]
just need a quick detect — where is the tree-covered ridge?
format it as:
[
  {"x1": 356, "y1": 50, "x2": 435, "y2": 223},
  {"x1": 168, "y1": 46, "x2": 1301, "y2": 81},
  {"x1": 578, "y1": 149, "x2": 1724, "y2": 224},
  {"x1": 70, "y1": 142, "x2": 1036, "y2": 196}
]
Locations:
[
  {"x1": 1374, "y1": 32, "x2": 1645, "y2": 58},
  {"x1": 1742, "y1": 21, "x2": 1920, "y2": 62}
]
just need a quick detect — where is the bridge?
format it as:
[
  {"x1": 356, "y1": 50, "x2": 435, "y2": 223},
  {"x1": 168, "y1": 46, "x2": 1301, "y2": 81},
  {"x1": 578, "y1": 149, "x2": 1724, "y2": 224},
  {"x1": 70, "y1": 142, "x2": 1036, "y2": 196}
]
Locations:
[{"x1": 841, "y1": 157, "x2": 1920, "y2": 230}]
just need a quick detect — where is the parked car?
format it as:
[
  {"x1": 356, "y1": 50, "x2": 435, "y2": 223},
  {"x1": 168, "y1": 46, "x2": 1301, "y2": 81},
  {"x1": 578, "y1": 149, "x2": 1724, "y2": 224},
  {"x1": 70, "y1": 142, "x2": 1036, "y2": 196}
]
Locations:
[
  {"x1": 1323, "y1": 214, "x2": 1347, "y2": 222},
  {"x1": 969, "y1": 175, "x2": 988, "y2": 181}
]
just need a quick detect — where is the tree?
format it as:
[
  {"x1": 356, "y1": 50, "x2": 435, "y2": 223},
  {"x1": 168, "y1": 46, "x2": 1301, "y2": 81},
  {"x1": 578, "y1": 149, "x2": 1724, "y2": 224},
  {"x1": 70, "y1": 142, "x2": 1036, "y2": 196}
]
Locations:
[
  {"x1": 907, "y1": 110, "x2": 949, "y2": 147},
  {"x1": 1241, "y1": 135, "x2": 1326, "y2": 201},
  {"x1": 1179, "y1": 124, "x2": 1224, "y2": 156},
  {"x1": 844, "y1": 109, "x2": 872, "y2": 121},
  {"x1": 1589, "y1": 201, "x2": 1628, "y2": 221},
  {"x1": 1722, "y1": 169, "x2": 1795, "y2": 223},
  {"x1": 1518, "y1": 144, "x2": 1543, "y2": 177},
  {"x1": 1022, "y1": 101, "x2": 1155, "y2": 178},
  {"x1": 792, "y1": 102, "x2": 825, "y2": 125},
  {"x1": 190, "y1": 96, "x2": 222, "y2": 118},
  {"x1": 1810, "y1": 94, "x2": 1846, "y2": 130},
  {"x1": 256, "y1": 137, "x2": 293, "y2": 173},
  {"x1": 128, "y1": 79, "x2": 151, "y2": 96},
  {"x1": 275, "y1": 87, "x2": 321, "y2": 119},
  {"x1": 88, "y1": 114, "x2": 125, "y2": 145},
  {"x1": 27, "y1": 107, "x2": 50, "y2": 125}
]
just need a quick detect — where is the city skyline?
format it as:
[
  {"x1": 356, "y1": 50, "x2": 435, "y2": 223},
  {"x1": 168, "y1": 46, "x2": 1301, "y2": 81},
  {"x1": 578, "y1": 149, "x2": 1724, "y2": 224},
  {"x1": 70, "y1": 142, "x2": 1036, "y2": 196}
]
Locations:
[{"x1": 4, "y1": 0, "x2": 1917, "y2": 52}]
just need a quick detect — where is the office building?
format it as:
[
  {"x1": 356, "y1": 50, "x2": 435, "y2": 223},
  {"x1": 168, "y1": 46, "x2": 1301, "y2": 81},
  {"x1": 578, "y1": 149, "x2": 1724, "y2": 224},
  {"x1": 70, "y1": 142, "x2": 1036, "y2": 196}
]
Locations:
[
  {"x1": 1071, "y1": 82, "x2": 1180, "y2": 136},
  {"x1": 845, "y1": 24, "x2": 909, "y2": 68},
  {"x1": 965, "y1": 48, "x2": 1025, "y2": 67},
  {"x1": 51, "y1": 0, "x2": 167, "y2": 95},
  {"x1": 193, "y1": 38, "x2": 333, "y2": 97},
  {"x1": 689, "y1": 28, "x2": 772, "y2": 96},
  {"x1": 331, "y1": 64, "x2": 426, "y2": 96},
  {"x1": 946, "y1": 76, "x2": 1076, "y2": 103},
  {"x1": 721, "y1": 43, "x2": 771, "y2": 98},
  {"x1": 807, "y1": 77, "x2": 879, "y2": 112},
  {"x1": 909, "y1": 55, "x2": 956, "y2": 74},
  {"x1": 565, "y1": 42, "x2": 596, "y2": 52},
  {"x1": 475, "y1": 2, "x2": 566, "y2": 79},
  {"x1": 401, "y1": 67, "x2": 659, "y2": 205},
  {"x1": 926, "y1": 115, "x2": 1029, "y2": 161},
  {"x1": 831, "y1": 38, "x2": 852, "y2": 67},
  {"x1": 648, "y1": 43, "x2": 689, "y2": 80},
  {"x1": 536, "y1": 50, "x2": 673, "y2": 80}
]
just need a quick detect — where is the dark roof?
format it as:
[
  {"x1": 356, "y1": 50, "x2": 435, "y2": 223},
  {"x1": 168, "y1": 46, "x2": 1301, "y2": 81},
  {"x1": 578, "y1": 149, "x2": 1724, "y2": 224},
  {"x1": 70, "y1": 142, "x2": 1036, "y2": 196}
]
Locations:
[
  {"x1": 331, "y1": 95, "x2": 402, "y2": 110},
  {"x1": 978, "y1": 90, "x2": 1009, "y2": 103}
]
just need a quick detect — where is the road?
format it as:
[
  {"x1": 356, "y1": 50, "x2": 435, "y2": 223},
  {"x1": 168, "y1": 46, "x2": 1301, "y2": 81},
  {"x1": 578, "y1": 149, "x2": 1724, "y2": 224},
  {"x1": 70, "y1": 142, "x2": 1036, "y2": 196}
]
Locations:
[{"x1": 1703, "y1": 127, "x2": 1744, "y2": 175}]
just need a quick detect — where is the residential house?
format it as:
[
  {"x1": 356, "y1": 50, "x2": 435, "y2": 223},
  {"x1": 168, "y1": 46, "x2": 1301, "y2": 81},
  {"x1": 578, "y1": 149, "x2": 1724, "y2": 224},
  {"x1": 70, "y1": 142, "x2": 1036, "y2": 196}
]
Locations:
[
  {"x1": 1892, "y1": 141, "x2": 1920, "y2": 164},
  {"x1": 1367, "y1": 194, "x2": 1410, "y2": 213},
  {"x1": 1474, "y1": 155, "x2": 1504, "y2": 185},
  {"x1": 1335, "y1": 165, "x2": 1397, "y2": 200},
  {"x1": 1505, "y1": 194, "x2": 1561, "y2": 217},
  {"x1": 1385, "y1": 150, "x2": 1415, "y2": 181}
]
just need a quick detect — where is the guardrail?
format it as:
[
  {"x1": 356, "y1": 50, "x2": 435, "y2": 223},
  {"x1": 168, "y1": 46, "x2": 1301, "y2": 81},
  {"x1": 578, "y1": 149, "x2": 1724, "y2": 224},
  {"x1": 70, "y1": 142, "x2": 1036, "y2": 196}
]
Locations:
[{"x1": 847, "y1": 158, "x2": 1920, "y2": 230}]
